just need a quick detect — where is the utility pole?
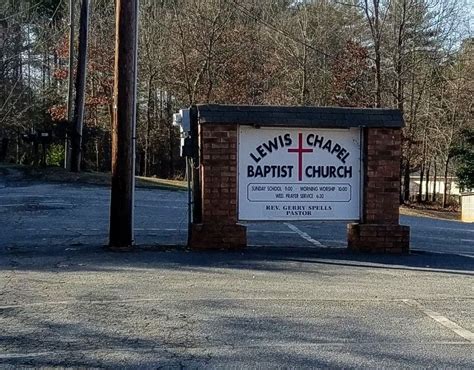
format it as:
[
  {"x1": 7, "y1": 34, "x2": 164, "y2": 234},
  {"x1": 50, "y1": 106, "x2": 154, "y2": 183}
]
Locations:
[
  {"x1": 70, "y1": 0, "x2": 90, "y2": 172},
  {"x1": 109, "y1": 0, "x2": 139, "y2": 250},
  {"x1": 64, "y1": 0, "x2": 75, "y2": 169}
]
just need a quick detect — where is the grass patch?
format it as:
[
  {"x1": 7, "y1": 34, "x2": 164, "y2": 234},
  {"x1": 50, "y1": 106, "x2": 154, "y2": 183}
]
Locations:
[
  {"x1": 136, "y1": 176, "x2": 187, "y2": 190},
  {"x1": 0, "y1": 163, "x2": 186, "y2": 191},
  {"x1": 400, "y1": 204, "x2": 461, "y2": 221}
]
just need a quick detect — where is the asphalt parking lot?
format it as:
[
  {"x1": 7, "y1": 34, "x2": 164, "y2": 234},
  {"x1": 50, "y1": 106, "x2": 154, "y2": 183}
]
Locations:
[
  {"x1": 0, "y1": 172, "x2": 472, "y2": 367},
  {"x1": 0, "y1": 175, "x2": 473, "y2": 256}
]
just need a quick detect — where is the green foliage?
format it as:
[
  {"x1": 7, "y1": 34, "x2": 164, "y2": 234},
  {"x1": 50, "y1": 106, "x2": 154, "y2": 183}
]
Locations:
[
  {"x1": 46, "y1": 144, "x2": 65, "y2": 167},
  {"x1": 452, "y1": 129, "x2": 474, "y2": 191}
]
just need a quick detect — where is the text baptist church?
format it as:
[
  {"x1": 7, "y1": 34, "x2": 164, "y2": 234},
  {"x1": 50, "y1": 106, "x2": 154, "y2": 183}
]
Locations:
[{"x1": 247, "y1": 132, "x2": 353, "y2": 180}]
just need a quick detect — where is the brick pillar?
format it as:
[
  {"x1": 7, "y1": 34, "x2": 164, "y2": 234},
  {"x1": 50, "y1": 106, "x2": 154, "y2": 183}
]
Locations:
[
  {"x1": 348, "y1": 128, "x2": 410, "y2": 254},
  {"x1": 189, "y1": 123, "x2": 247, "y2": 250}
]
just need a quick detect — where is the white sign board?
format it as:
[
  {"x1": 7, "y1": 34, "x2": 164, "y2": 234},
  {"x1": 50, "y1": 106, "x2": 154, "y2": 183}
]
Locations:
[{"x1": 238, "y1": 126, "x2": 361, "y2": 221}]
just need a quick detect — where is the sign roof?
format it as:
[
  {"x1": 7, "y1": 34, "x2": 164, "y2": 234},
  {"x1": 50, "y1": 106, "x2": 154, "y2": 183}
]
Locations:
[{"x1": 196, "y1": 104, "x2": 404, "y2": 128}]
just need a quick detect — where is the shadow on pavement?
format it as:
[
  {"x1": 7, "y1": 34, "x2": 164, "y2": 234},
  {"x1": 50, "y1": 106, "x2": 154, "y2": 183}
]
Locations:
[
  {"x1": 1, "y1": 286, "x2": 471, "y2": 368},
  {"x1": 0, "y1": 243, "x2": 472, "y2": 276}
]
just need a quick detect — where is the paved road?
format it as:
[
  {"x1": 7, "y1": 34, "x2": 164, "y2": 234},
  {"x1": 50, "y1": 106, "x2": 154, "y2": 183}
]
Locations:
[
  {"x1": 0, "y1": 238, "x2": 473, "y2": 367},
  {"x1": 0, "y1": 171, "x2": 472, "y2": 257},
  {"x1": 0, "y1": 170, "x2": 473, "y2": 367}
]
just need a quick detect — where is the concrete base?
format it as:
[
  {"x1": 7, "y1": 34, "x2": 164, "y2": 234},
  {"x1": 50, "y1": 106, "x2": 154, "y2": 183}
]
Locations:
[
  {"x1": 189, "y1": 223, "x2": 247, "y2": 250},
  {"x1": 347, "y1": 223, "x2": 410, "y2": 254}
]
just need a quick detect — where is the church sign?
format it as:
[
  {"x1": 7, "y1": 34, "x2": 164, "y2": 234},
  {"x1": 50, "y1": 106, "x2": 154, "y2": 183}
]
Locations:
[
  {"x1": 238, "y1": 126, "x2": 361, "y2": 221},
  {"x1": 175, "y1": 104, "x2": 409, "y2": 254}
]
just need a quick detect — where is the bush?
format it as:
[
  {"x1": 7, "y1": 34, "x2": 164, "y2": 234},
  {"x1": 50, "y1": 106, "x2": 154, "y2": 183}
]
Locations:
[{"x1": 47, "y1": 144, "x2": 65, "y2": 167}]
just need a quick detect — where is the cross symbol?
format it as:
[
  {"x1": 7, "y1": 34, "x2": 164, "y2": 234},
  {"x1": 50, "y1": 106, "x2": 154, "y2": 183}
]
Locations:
[{"x1": 288, "y1": 133, "x2": 313, "y2": 181}]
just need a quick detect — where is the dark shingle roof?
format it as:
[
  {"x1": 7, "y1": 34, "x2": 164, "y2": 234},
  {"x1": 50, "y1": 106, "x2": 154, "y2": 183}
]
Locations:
[{"x1": 196, "y1": 104, "x2": 404, "y2": 128}]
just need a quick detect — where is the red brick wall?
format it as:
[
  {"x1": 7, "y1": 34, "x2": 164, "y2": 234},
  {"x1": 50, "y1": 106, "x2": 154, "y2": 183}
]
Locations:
[
  {"x1": 364, "y1": 128, "x2": 402, "y2": 224},
  {"x1": 189, "y1": 123, "x2": 246, "y2": 250},
  {"x1": 348, "y1": 224, "x2": 410, "y2": 254},
  {"x1": 200, "y1": 124, "x2": 238, "y2": 223},
  {"x1": 348, "y1": 128, "x2": 409, "y2": 254}
]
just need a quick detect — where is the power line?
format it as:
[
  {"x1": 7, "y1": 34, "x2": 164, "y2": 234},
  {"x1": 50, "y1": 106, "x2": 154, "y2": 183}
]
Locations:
[
  {"x1": 1, "y1": 0, "x2": 66, "y2": 126},
  {"x1": 4, "y1": 24, "x2": 68, "y2": 63},
  {"x1": 3, "y1": 0, "x2": 66, "y2": 63},
  {"x1": 50, "y1": 0, "x2": 64, "y2": 21},
  {"x1": 0, "y1": 1, "x2": 43, "y2": 22},
  {"x1": 0, "y1": 0, "x2": 63, "y2": 23},
  {"x1": 228, "y1": 0, "x2": 333, "y2": 60}
]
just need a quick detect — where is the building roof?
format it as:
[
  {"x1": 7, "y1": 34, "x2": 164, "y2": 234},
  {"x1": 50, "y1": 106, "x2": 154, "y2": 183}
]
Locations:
[{"x1": 196, "y1": 104, "x2": 404, "y2": 128}]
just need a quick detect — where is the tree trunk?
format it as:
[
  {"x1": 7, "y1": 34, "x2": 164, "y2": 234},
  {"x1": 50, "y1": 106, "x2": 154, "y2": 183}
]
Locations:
[
  {"x1": 27, "y1": 24, "x2": 31, "y2": 103},
  {"x1": 442, "y1": 156, "x2": 450, "y2": 208},
  {"x1": 166, "y1": 94, "x2": 174, "y2": 178},
  {"x1": 403, "y1": 160, "x2": 410, "y2": 202},
  {"x1": 42, "y1": 46, "x2": 46, "y2": 94},
  {"x1": 145, "y1": 74, "x2": 154, "y2": 177},
  {"x1": 424, "y1": 162, "x2": 430, "y2": 202},
  {"x1": 41, "y1": 143, "x2": 47, "y2": 167},
  {"x1": 400, "y1": 159, "x2": 404, "y2": 204},
  {"x1": 364, "y1": 0, "x2": 382, "y2": 107},
  {"x1": 95, "y1": 139, "x2": 99, "y2": 171},
  {"x1": 65, "y1": 0, "x2": 75, "y2": 169},
  {"x1": 33, "y1": 141, "x2": 39, "y2": 167},
  {"x1": 418, "y1": 164, "x2": 424, "y2": 203},
  {"x1": 70, "y1": 0, "x2": 91, "y2": 172},
  {"x1": 0, "y1": 138, "x2": 9, "y2": 161},
  {"x1": 16, "y1": 132, "x2": 20, "y2": 164},
  {"x1": 300, "y1": 42, "x2": 308, "y2": 105},
  {"x1": 432, "y1": 161, "x2": 437, "y2": 202},
  {"x1": 395, "y1": 0, "x2": 406, "y2": 113},
  {"x1": 373, "y1": 0, "x2": 382, "y2": 108},
  {"x1": 418, "y1": 134, "x2": 427, "y2": 202}
]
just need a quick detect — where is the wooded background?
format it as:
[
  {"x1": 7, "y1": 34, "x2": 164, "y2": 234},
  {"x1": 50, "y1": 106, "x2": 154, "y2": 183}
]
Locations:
[{"x1": 0, "y1": 0, "x2": 472, "y2": 205}]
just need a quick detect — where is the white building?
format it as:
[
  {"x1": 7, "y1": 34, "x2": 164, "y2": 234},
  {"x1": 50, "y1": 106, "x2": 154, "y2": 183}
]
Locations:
[
  {"x1": 461, "y1": 193, "x2": 474, "y2": 222},
  {"x1": 409, "y1": 175, "x2": 461, "y2": 200}
]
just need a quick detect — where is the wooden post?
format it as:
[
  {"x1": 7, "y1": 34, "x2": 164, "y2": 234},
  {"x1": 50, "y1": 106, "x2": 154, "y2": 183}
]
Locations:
[
  {"x1": 70, "y1": 0, "x2": 90, "y2": 172},
  {"x1": 64, "y1": 0, "x2": 74, "y2": 169},
  {"x1": 109, "y1": 0, "x2": 139, "y2": 250}
]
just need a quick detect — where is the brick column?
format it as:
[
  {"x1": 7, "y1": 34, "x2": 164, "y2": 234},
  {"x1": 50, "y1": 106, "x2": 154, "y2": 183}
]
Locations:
[
  {"x1": 348, "y1": 128, "x2": 410, "y2": 254},
  {"x1": 189, "y1": 123, "x2": 247, "y2": 250}
]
